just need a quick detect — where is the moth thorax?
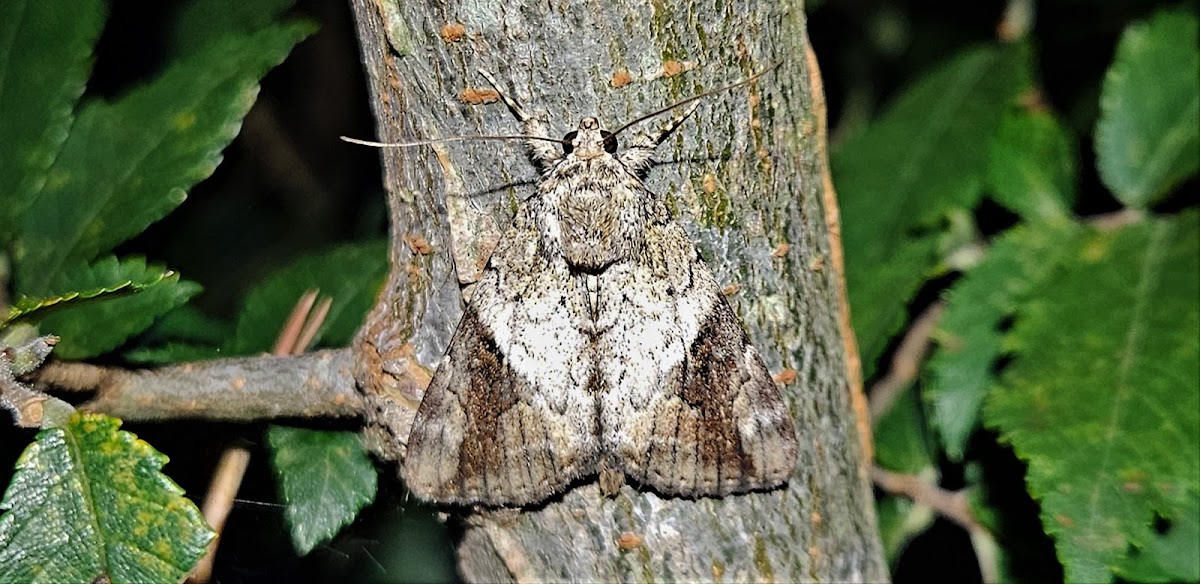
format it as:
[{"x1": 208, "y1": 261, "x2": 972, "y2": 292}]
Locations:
[{"x1": 555, "y1": 168, "x2": 648, "y2": 272}]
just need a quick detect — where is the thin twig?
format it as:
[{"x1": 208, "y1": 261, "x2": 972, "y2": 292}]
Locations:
[
  {"x1": 997, "y1": 0, "x2": 1034, "y2": 41},
  {"x1": 190, "y1": 291, "x2": 333, "y2": 583},
  {"x1": 870, "y1": 465, "x2": 980, "y2": 530},
  {"x1": 1090, "y1": 208, "x2": 1144, "y2": 231},
  {"x1": 188, "y1": 447, "x2": 251, "y2": 583},
  {"x1": 870, "y1": 465, "x2": 999, "y2": 583},
  {"x1": 272, "y1": 289, "x2": 318, "y2": 355},
  {"x1": 296, "y1": 297, "x2": 332, "y2": 352},
  {"x1": 868, "y1": 302, "x2": 944, "y2": 420},
  {"x1": 1, "y1": 335, "x2": 64, "y2": 428}
]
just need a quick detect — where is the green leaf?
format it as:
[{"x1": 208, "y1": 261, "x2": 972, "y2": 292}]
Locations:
[
  {"x1": 986, "y1": 110, "x2": 1077, "y2": 220},
  {"x1": 873, "y1": 388, "x2": 938, "y2": 564},
  {"x1": 1115, "y1": 492, "x2": 1200, "y2": 582},
  {"x1": 5, "y1": 256, "x2": 180, "y2": 321},
  {"x1": 122, "y1": 306, "x2": 231, "y2": 364},
  {"x1": 985, "y1": 212, "x2": 1200, "y2": 583},
  {"x1": 847, "y1": 236, "x2": 940, "y2": 380},
  {"x1": 0, "y1": 0, "x2": 105, "y2": 235},
  {"x1": 172, "y1": 0, "x2": 300, "y2": 56},
  {"x1": 874, "y1": 384, "x2": 935, "y2": 474},
  {"x1": 135, "y1": 304, "x2": 232, "y2": 347},
  {"x1": 835, "y1": 42, "x2": 1031, "y2": 374},
  {"x1": 926, "y1": 220, "x2": 1085, "y2": 460},
  {"x1": 0, "y1": 413, "x2": 214, "y2": 583},
  {"x1": 8, "y1": 256, "x2": 202, "y2": 358},
  {"x1": 1095, "y1": 10, "x2": 1200, "y2": 208},
  {"x1": 14, "y1": 21, "x2": 314, "y2": 293},
  {"x1": 34, "y1": 275, "x2": 202, "y2": 360},
  {"x1": 266, "y1": 426, "x2": 378, "y2": 555},
  {"x1": 230, "y1": 240, "x2": 388, "y2": 354}
]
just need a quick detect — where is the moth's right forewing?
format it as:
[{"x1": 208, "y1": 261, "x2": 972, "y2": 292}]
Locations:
[
  {"x1": 401, "y1": 203, "x2": 601, "y2": 505},
  {"x1": 598, "y1": 217, "x2": 799, "y2": 497}
]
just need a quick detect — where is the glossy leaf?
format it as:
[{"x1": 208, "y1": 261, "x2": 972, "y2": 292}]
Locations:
[
  {"x1": 15, "y1": 22, "x2": 314, "y2": 294},
  {"x1": 0, "y1": 414, "x2": 214, "y2": 583},
  {"x1": 33, "y1": 276, "x2": 201, "y2": 360},
  {"x1": 5, "y1": 256, "x2": 180, "y2": 322},
  {"x1": 6, "y1": 256, "x2": 200, "y2": 361}
]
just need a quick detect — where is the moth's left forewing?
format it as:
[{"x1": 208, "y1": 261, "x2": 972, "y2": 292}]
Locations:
[
  {"x1": 402, "y1": 203, "x2": 601, "y2": 505},
  {"x1": 598, "y1": 214, "x2": 799, "y2": 497}
]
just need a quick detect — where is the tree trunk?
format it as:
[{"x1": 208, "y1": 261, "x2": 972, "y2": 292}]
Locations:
[{"x1": 347, "y1": 0, "x2": 887, "y2": 581}]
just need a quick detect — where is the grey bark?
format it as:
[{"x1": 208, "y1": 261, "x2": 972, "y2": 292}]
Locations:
[
  {"x1": 36, "y1": 350, "x2": 362, "y2": 422},
  {"x1": 347, "y1": 0, "x2": 887, "y2": 581}
]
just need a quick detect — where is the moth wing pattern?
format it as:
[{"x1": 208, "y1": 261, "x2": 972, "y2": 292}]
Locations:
[
  {"x1": 597, "y1": 210, "x2": 799, "y2": 496},
  {"x1": 401, "y1": 200, "x2": 601, "y2": 505},
  {"x1": 402, "y1": 68, "x2": 798, "y2": 506}
]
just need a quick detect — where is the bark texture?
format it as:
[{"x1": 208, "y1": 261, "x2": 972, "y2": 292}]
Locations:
[
  {"x1": 37, "y1": 350, "x2": 362, "y2": 422},
  {"x1": 348, "y1": 0, "x2": 886, "y2": 580}
]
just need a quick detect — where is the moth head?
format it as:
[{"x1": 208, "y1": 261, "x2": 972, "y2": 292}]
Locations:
[{"x1": 562, "y1": 117, "x2": 618, "y2": 160}]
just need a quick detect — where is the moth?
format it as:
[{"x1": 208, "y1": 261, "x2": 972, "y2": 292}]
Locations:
[{"x1": 396, "y1": 69, "x2": 798, "y2": 506}]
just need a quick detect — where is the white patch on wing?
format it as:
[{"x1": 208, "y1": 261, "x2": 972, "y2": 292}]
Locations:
[
  {"x1": 468, "y1": 240, "x2": 597, "y2": 449},
  {"x1": 595, "y1": 255, "x2": 717, "y2": 451}
]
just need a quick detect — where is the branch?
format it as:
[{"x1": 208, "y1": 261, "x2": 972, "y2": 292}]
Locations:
[
  {"x1": 870, "y1": 465, "x2": 999, "y2": 583},
  {"x1": 35, "y1": 349, "x2": 365, "y2": 422},
  {"x1": 1, "y1": 334, "x2": 74, "y2": 428},
  {"x1": 868, "y1": 301, "x2": 945, "y2": 420}
]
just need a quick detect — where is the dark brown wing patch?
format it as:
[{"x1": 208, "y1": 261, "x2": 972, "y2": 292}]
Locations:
[{"x1": 402, "y1": 203, "x2": 601, "y2": 506}]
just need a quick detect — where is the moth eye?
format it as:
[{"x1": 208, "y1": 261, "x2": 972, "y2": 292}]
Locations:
[
  {"x1": 601, "y1": 131, "x2": 618, "y2": 153},
  {"x1": 562, "y1": 131, "x2": 577, "y2": 154}
]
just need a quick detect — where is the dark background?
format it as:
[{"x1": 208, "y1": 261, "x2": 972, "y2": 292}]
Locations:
[{"x1": 2, "y1": 0, "x2": 1183, "y2": 581}]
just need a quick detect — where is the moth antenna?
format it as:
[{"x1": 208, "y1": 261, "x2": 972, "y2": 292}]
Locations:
[
  {"x1": 610, "y1": 62, "x2": 783, "y2": 137},
  {"x1": 474, "y1": 70, "x2": 565, "y2": 168},
  {"x1": 477, "y1": 69, "x2": 538, "y2": 124},
  {"x1": 340, "y1": 134, "x2": 566, "y2": 149}
]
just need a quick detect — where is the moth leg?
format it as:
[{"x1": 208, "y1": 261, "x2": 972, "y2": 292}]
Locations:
[
  {"x1": 618, "y1": 100, "x2": 701, "y2": 174},
  {"x1": 478, "y1": 69, "x2": 562, "y2": 168}
]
